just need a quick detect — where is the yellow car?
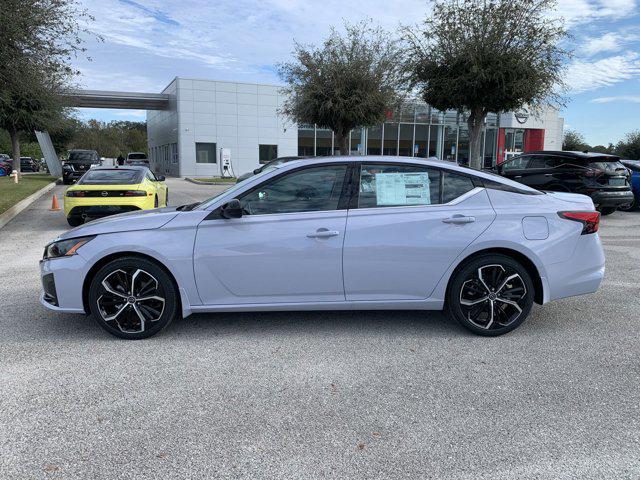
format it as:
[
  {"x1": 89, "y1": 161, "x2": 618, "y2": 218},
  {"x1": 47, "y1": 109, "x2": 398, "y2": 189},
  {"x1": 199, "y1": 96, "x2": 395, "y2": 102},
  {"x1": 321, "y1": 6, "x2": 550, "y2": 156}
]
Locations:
[{"x1": 64, "y1": 166, "x2": 168, "y2": 226}]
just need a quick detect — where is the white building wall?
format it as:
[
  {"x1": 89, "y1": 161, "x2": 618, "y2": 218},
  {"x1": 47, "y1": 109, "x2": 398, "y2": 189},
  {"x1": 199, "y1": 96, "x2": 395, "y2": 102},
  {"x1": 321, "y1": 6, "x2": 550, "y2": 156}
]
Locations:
[
  {"x1": 147, "y1": 78, "x2": 179, "y2": 176},
  {"x1": 174, "y1": 78, "x2": 297, "y2": 178},
  {"x1": 499, "y1": 106, "x2": 564, "y2": 151}
]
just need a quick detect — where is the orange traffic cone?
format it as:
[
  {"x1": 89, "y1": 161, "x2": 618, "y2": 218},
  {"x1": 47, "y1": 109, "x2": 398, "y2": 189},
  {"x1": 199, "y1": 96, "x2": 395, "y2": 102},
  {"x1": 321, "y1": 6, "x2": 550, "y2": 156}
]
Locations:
[{"x1": 50, "y1": 194, "x2": 61, "y2": 211}]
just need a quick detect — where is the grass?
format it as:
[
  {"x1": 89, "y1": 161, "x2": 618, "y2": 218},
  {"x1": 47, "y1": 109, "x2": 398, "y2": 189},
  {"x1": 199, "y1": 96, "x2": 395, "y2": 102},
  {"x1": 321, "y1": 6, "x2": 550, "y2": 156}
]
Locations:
[
  {"x1": 187, "y1": 177, "x2": 237, "y2": 183},
  {"x1": 0, "y1": 173, "x2": 57, "y2": 215}
]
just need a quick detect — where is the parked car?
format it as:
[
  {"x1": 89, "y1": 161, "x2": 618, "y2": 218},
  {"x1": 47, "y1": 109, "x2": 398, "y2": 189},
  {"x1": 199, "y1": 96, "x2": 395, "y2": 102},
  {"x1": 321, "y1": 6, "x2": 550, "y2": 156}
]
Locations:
[
  {"x1": 494, "y1": 151, "x2": 634, "y2": 215},
  {"x1": 41, "y1": 156, "x2": 604, "y2": 340},
  {"x1": 63, "y1": 166, "x2": 168, "y2": 226},
  {"x1": 0, "y1": 155, "x2": 11, "y2": 176},
  {"x1": 126, "y1": 152, "x2": 149, "y2": 165},
  {"x1": 62, "y1": 150, "x2": 101, "y2": 184},
  {"x1": 20, "y1": 157, "x2": 38, "y2": 172},
  {"x1": 620, "y1": 160, "x2": 640, "y2": 210},
  {"x1": 236, "y1": 156, "x2": 307, "y2": 183}
]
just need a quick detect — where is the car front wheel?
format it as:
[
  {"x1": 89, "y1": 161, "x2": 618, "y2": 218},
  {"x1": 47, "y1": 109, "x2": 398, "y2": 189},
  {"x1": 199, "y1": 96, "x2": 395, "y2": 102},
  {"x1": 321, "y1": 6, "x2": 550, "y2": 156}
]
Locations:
[
  {"x1": 88, "y1": 256, "x2": 178, "y2": 339},
  {"x1": 446, "y1": 254, "x2": 534, "y2": 336}
]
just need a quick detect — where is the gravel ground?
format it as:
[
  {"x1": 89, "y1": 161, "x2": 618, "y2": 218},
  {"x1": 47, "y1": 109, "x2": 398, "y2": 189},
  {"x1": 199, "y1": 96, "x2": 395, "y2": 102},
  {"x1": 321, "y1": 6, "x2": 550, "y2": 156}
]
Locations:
[{"x1": 0, "y1": 178, "x2": 638, "y2": 479}]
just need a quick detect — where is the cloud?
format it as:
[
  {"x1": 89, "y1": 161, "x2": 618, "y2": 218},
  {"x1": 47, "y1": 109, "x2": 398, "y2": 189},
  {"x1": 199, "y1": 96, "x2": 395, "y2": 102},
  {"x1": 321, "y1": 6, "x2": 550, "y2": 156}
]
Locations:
[
  {"x1": 590, "y1": 95, "x2": 640, "y2": 103},
  {"x1": 580, "y1": 30, "x2": 640, "y2": 56},
  {"x1": 566, "y1": 52, "x2": 640, "y2": 93}
]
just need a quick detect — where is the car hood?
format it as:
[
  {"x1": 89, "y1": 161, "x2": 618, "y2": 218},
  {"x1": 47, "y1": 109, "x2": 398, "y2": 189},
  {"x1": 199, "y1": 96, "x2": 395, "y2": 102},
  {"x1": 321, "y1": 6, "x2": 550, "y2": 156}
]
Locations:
[{"x1": 58, "y1": 207, "x2": 180, "y2": 240}]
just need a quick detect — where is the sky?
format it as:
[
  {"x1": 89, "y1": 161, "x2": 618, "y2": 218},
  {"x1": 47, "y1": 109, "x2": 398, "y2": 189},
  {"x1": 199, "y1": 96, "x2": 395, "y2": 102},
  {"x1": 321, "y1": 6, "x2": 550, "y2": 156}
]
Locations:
[{"x1": 73, "y1": 0, "x2": 640, "y2": 146}]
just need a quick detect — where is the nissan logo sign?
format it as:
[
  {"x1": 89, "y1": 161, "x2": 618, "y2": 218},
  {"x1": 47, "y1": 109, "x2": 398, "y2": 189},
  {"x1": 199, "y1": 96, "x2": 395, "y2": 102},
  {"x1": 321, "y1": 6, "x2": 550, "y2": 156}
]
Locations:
[
  {"x1": 101, "y1": 191, "x2": 108, "y2": 197},
  {"x1": 515, "y1": 108, "x2": 529, "y2": 124}
]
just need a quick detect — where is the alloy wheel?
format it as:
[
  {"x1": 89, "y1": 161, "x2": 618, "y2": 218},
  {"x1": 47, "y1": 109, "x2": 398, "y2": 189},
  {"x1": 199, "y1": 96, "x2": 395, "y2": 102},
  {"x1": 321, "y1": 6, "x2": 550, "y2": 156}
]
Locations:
[
  {"x1": 459, "y1": 264, "x2": 527, "y2": 330},
  {"x1": 96, "y1": 268, "x2": 166, "y2": 333}
]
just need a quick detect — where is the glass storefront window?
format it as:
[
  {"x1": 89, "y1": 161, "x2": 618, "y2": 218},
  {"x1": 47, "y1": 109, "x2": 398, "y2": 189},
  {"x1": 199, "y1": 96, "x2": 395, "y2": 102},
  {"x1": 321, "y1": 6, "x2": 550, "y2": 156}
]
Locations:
[
  {"x1": 429, "y1": 125, "x2": 441, "y2": 157},
  {"x1": 399, "y1": 104, "x2": 416, "y2": 123},
  {"x1": 316, "y1": 128, "x2": 332, "y2": 156},
  {"x1": 443, "y1": 125, "x2": 457, "y2": 162},
  {"x1": 484, "y1": 128, "x2": 497, "y2": 168},
  {"x1": 366, "y1": 125, "x2": 382, "y2": 155},
  {"x1": 399, "y1": 124, "x2": 414, "y2": 156},
  {"x1": 383, "y1": 123, "x2": 399, "y2": 155},
  {"x1": 457, "y1": 125, "x2": 469, "y2": 165},
  {"x1": 414, "y1": 124, "x2": 428, "y2": 157},
  {"x1": 298, "y1": 124, "x2": 314, "y2": 156},
  {"x1": 415, "y1": 105, "x2": 429, "y2": 124},
  {"x1": 350, "y1": 129, "x2": 363, "y2": 155}
]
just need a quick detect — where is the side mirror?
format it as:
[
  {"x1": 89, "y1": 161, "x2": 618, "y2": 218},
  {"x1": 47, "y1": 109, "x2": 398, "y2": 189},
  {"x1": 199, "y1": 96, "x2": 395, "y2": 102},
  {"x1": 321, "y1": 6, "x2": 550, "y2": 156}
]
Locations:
[
  {"x1": 156, "y1": 175, "x2": 166, "y2": 181},
  {"x1": 253, "y1": 168, "x2": 261, "y2": 174},
  {"x1": 220, "y1": 198, "x2": 243, "y2": 219}
]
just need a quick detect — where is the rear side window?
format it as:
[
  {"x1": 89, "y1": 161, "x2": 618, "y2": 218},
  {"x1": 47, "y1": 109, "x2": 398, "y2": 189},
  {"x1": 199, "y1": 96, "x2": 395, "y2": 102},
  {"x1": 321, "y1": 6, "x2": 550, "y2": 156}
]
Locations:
[
  {"x1": 502, "y1": 156, "x2": 529, "y2": 171},
  {"x1": 527, "y1": 156, "x2": 561, "y2": 169},
  {"x1": 78, "y1": 169, "x2": 141, "y2": 185},
  {"x1": 358, "y1": 164, "x2": 440, "y2": 208},
  {"x1": 443, "y1": 172, "x2": 476, "y2": 203}
]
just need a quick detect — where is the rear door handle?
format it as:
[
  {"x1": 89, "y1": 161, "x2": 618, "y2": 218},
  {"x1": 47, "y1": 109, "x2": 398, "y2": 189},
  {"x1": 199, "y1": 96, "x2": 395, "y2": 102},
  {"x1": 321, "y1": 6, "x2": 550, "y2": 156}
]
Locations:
[
  {"x1": 307, "y1": 228, "x2": 340, "y2": 238},
  {"x1": 442, "y1": 215, "x2": 476, "y2": 225},
  {"x1": 514, "y1": 175, "x2": 522, "y2": 179}
]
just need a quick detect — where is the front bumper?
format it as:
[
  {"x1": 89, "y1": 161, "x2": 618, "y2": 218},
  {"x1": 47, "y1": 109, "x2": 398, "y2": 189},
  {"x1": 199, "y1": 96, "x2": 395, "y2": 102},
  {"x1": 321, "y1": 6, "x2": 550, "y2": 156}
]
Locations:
[
  {"x1": 40, "y1": 256, "x2": 88, "y2": 314},
  {"x1": 590, "y1": 190, "x2": 635, "y2": 208},
  {"x1": 64, "y1": 196, "x2": 152, "y2": 217}
]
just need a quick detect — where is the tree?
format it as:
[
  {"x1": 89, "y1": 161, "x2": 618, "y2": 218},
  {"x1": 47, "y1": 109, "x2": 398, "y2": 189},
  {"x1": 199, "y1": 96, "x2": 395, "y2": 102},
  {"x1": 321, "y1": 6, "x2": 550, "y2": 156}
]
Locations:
[
  {"x1": 404, "y1": 0, "x2": 569, "y2": 169},
  {"x1": 0, "y1": 0, "x2": 96, "y2": 172},
  {"x1": 563, "y1": 129, "x2": 590, "y2": 151},
  {"x1": 616, "y1": 131, "x2": 640, "y2": 160},
  {"x1": 277, "y1": 22, "x2": 404, "y2": 155},
  {"x1": 590, "y1": 144, "x2": 615, "y2": 155}
]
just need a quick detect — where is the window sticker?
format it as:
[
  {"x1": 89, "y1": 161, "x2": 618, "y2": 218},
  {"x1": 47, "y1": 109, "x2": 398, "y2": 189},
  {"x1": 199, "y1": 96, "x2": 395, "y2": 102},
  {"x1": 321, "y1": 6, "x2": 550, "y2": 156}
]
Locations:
[{"x1": 375, "y1": 172, "x2": 431, "y2": 206}]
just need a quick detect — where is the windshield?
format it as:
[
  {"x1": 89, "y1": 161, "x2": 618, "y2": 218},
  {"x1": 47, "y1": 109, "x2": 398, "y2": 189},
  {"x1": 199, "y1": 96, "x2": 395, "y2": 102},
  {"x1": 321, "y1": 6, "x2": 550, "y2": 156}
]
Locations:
[
  {"x1": 128, "y1": 153, "x2": 147, "y2": 160},
  {"x1": 69, "y1": 151, "x2": 98, "y2": 163},
  {"x1": 77, "y1": 169, "x2": 142, "y2": 185},
  {"x1": 197, "y1": 164, "x2": 284, "y2": 209}
]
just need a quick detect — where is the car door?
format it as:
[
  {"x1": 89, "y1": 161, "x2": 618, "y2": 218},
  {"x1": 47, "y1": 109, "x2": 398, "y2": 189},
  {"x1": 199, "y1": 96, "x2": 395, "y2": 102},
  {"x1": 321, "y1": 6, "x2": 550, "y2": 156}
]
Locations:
[
  {"x1": 193, "y1": 164, "x2": 350, "y2": 305},
  {"x1": 342, "y1": 163, "x2": 496, "y2": 301},
  {"x1": 522, "y1": 155, "x2": 560, "y2": 190},
  {"x1": 145, "y1": 170, "x2": 165, "y2": 205}
]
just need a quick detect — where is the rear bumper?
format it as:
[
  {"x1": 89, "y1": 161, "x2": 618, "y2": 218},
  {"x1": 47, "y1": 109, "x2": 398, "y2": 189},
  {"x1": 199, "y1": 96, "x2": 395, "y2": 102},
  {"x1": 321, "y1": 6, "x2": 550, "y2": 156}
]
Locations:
[
  {"x1": 64, "y1": 196, "x2": 151, "y2": 217},
  {"x1": 545, "y1": 233, "x2": 605, "y2": 302},
  {"x1": 590, "y1": 190, "x2": 634, "y2": 207}
]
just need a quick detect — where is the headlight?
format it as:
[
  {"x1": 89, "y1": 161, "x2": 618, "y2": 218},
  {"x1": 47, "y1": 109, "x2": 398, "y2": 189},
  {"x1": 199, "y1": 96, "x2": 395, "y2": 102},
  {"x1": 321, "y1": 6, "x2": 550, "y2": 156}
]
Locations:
[{"x1": 43, "y1": 236, "x2": 95, "y2": 259}]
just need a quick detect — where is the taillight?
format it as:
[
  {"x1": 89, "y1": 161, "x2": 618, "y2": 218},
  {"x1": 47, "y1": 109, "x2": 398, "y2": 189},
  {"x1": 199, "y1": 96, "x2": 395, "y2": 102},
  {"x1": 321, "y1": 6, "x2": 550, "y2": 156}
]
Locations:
[
  {"x1": 66, "y1": 190, "x2": 86, "y2": 197},
  {"x1": 123, "y1": 190, "x2": 147, "y2": 197},
  {"x1": 582, "y1": 169, "x2": 603, "y2": 178},
  {"x1": 558, "y1": 211, "x2": 600, "y2": 234}
]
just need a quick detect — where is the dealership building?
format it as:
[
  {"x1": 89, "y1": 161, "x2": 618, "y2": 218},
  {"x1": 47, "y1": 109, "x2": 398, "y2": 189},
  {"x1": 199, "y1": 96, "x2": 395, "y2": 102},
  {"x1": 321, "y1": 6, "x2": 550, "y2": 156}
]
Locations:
[{"x1": 147, "y1": 77, "x2": 564, "y2": 177}]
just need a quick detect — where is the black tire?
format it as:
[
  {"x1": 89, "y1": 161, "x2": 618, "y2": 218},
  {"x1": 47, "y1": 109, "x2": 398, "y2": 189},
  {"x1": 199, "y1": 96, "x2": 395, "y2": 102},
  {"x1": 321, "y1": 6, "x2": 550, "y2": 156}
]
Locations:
[
  {"x1": 165, "y1": 189, "x2": 169, "y2": 206},
  {"x1": 67, "y1": 216, "x2": 83, "y2": 227},
  {"x1": 63, "y1": 179, "x2": 72, "y2": 185},
  {"x1": 619, "y1": 198, "x2": 637, "y2": 211},
  {"x1": 154, "y1": 195, "x2": 158, "y2": 208},
  {"x1": 88, "y1": 256, "x2": 178, "y2": 339},
  {"x1": 599, "y1": 207, "x2": 616, "y2": 216},
  {"x1": 445, "y1": 253, "x2": 535, "y2": 336}
]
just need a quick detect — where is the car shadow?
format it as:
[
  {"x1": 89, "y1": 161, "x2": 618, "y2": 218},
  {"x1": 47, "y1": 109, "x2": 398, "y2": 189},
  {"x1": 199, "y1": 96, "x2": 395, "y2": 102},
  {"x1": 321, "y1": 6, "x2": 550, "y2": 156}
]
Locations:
[{"x1": 31, "y1": 308, "x2": 467, "y2": 341}]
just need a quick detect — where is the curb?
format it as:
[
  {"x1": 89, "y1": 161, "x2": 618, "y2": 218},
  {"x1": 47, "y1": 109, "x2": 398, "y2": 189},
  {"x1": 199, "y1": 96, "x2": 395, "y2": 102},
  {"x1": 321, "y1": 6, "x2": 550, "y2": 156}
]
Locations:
[
  {"x1": 0, "y1": 181, "x2": 57, "y2": 230},
  {"x1": 185, "y1": 177, "x2": 236, "y2": 186}
]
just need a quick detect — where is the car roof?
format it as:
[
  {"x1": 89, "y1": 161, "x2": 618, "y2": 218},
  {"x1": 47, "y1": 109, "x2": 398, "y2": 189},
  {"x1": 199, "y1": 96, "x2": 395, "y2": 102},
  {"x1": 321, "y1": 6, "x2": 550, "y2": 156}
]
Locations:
[
  {"x1": 88, "y1": 166, "x2": 149, "y2": 172},
  {"x1": 275, "y1": 155, "x2": 540, "y2": 193},
  {"x1": 524, "y1": 150, "x2": 621, "y2": 160}
]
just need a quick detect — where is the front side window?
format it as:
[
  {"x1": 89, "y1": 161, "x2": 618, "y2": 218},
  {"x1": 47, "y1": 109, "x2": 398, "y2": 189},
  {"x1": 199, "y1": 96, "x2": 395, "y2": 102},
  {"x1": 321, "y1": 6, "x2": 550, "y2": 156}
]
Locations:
[
  {"x1": 259, "y1": 144, "x2": 278, "y2": 164},
  {"x1": 358, "y1": 163, "x2": 440, "y2": 208},
  {"x1": 196, "y1": 143, "x2": 217, "y2": 164},
  {"x1": 240, "y1": 165, "x2": 347, "y2": 215}
]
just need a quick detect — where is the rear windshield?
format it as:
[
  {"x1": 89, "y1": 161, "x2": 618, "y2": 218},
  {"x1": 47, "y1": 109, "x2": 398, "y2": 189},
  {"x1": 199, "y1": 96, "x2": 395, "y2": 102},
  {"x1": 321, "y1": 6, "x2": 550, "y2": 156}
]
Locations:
[
  {"x1": 77, "y1": 169, "x2": 142, "y2": 185},
  {"x1": 128, "y1": 153, "x2": 147, "y2": 160},
  {"x1": 588, "y1": 161, "x2": 627, "y2": 172},
  {"x1": 69, "y1": 151, "x2": 98, "y2": 163}
]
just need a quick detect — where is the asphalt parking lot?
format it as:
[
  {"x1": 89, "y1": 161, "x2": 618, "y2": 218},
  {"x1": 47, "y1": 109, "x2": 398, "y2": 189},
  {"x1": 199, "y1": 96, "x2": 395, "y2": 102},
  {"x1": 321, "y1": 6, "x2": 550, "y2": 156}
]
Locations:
[{"x1": 1, "y1": 177, "x2": 639, "y2": 479}]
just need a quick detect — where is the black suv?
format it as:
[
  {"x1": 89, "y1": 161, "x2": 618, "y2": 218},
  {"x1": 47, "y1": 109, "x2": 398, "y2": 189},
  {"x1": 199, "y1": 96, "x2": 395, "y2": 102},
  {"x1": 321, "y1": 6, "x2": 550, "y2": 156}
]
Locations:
[
  {"x1": 63, "y1": 149, "x2": 101, "y2": 184},
  {"x1": 494, "y1": 151, "x2": 634, "y2": 214}
]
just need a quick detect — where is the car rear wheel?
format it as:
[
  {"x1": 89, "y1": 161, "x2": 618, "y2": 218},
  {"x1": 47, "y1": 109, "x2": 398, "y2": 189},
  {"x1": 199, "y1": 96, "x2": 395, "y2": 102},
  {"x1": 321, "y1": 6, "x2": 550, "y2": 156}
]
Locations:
[
  {"x1": 446, "y1": 254, "x2": 534, "y2": 336},
  {"x1": 88, "y1": 256, "x2": 178, "y2": 339}
]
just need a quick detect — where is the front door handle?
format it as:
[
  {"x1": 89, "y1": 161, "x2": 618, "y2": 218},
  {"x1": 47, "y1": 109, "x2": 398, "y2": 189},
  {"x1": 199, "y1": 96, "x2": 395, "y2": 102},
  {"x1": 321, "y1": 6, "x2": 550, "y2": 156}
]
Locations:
[
  {"x1": 307, "y1": 228, "x2": 340, "y2": 239},
  {"x1": 514, "y1": 175, "x2": 522, "y2": 179},
  {"x1": 442, "y1": 215, "x2": 476, "y2": 225}
]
